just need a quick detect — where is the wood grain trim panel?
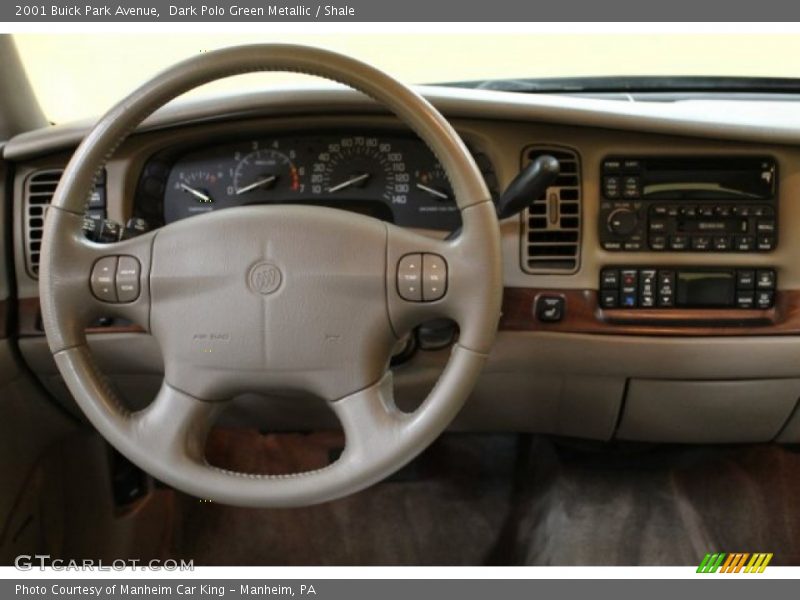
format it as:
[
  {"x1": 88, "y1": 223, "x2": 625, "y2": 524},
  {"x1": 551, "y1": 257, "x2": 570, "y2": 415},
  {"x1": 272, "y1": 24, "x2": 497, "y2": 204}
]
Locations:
[
  {"x1": 17, "y1": 290, "x2": 800, "y2": 338},
  {"x1": 17, "y1": 297, "x2": 145, "y2": 337},
  {"x1": 501, "y1": 288, "x2": 800, "y2": 336}
]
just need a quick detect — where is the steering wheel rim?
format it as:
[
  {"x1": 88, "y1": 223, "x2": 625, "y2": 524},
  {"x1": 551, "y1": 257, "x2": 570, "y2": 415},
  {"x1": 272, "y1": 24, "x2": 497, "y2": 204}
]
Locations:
[{"x1": 39, "y1": 44, "x2": 502, "y2": 508}]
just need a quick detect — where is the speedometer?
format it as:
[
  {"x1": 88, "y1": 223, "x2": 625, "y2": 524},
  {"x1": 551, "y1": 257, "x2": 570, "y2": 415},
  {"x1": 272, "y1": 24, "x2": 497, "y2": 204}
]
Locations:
[{"x1": 310, "y1": 136, "x2": 409, "y2": 204}]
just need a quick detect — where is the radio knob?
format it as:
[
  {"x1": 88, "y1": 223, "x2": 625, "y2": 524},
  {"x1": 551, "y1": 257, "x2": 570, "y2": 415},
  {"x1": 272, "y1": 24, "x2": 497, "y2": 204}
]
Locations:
[{"x1": 607, "y1": 208, "x2": 638, "y2": 236}]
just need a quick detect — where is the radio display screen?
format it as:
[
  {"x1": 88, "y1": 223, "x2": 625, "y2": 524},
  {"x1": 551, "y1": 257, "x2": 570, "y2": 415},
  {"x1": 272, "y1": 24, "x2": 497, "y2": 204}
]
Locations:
[
  {"x1": 676, "y1": 271, "x2": 736, "y2": 307},
  {"x1": 640, "y1": 157, "x2": 776, "y2": 201}
]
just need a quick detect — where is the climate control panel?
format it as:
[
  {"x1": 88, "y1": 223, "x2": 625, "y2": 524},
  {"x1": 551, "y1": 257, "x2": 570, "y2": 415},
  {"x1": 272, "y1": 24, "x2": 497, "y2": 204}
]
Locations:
[{"x1": 599, "y1": 267, "x2": 776, "y2": 310}]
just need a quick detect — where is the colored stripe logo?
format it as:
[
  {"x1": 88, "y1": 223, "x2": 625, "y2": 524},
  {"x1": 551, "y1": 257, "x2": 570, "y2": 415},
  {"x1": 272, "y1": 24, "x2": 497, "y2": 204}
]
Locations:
[{"x1": 697, "y1": 552, "x2": 773, "y2": 573}]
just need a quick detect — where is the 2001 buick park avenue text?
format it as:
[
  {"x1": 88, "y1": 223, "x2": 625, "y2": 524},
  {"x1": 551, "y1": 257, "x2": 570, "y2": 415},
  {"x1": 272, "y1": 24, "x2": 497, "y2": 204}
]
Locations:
[{"x1": 15, "y1": 3, "x2": 357, "y2": 17}]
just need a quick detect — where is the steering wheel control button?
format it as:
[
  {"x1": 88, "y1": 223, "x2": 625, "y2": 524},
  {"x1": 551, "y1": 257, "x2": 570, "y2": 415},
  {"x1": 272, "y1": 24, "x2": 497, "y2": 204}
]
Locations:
[
  {"x1": 115, "y1": 256, "x2": 141, "y2": 302},
  {"x1": 397, "y1": 254, "x2": 423, "y2": 301},
  {"x1": 90, "y1": 256, "x2": 119, "y2": 302},
  {"x1": 422, "y1": 254, "x2": 447, "y2": 301},
  {"x1": 536, "y1": 296, "x2": 565, "y2": 322}
]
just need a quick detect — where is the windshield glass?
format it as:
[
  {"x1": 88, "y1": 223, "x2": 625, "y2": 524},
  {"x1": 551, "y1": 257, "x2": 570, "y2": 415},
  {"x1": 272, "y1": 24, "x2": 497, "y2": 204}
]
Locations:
[{"x1": 15, "y1": 33, "x2": 800, "y2": 124}]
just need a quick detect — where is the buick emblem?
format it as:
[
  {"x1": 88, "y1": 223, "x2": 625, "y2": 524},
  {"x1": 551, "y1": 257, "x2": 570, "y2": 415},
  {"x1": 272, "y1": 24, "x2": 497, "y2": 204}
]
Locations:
[{"x1": 249, "y1": 262, "x2": 282, "y2": 295}]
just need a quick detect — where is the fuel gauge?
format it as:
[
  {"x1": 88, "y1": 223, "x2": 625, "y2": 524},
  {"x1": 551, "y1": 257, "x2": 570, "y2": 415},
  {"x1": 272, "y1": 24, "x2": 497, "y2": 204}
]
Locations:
[
  {"x1": 175, "y1": 169, "x2": 220, "y2": 204},
  {"x1": 414, "y1": 164, "x2": 451, "y2": 202}
]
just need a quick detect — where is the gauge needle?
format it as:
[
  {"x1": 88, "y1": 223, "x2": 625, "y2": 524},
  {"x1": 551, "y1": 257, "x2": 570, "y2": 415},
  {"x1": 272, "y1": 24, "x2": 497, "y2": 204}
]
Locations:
[
  {"x1": 235, "y1": 175, "x2": 277, "y2": 195},
  {"x1": 180, "y1": 183, "x2": 211, "y2": 203},
  {"x1": 416, "y1": 183, "x2": 450, "y2": 200},
  {"x1": 326, "y1": 173, "x2": 370, "y2": 193}
]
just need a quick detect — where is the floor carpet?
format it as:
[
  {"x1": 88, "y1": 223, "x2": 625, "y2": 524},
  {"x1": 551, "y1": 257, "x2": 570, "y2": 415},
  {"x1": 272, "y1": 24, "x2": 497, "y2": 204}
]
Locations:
[{"x1": 163, "y1": 430, "x2": 800, "y2": 566}]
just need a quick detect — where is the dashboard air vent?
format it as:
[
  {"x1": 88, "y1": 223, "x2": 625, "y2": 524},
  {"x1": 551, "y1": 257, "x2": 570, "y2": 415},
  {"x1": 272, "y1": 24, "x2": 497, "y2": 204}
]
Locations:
[
  {"x1": 522, "y1": 146, "x2": 582, "y2": 273},
  {"x1": 24, "y1": 169, "x2": 62, "y2": 277}
]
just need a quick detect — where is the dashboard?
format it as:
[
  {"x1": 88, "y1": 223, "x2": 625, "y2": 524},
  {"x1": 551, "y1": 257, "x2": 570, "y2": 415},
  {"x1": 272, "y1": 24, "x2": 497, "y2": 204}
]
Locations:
[
  {"x1": 6, "y1": 86, "x2": 800, "y2": 445},
  {"x1": 133, "y1": 132, "x2": 498, "y2": 231}
]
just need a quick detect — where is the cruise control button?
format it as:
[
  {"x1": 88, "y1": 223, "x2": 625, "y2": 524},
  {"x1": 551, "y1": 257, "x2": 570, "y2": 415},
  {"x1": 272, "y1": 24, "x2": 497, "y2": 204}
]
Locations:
[
  {"x1": 115, "y1": 256, "x2": 141, "y2": 303},
  {"x1": 90, "y1": 256, "x2": 118, "y2": 303},
  {"x1": 422, "y1": 254, "x2": 447, "y2": 301},
  {"x1": 397, "y1": 254, "x2": 422, "y2": 301}
]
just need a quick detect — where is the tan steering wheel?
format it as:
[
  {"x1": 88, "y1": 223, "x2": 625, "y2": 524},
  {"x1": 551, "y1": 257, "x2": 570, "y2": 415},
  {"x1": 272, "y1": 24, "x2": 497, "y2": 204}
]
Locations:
[{"x1": 39, "y1": 44, "x2": 502, "y2": 507}]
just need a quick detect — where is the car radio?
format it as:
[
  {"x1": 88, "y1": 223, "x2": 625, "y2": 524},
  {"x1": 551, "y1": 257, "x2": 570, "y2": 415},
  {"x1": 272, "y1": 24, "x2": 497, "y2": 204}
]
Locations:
[{"x1": 598, "y1": 156, "x2": 777, "y2": 252}]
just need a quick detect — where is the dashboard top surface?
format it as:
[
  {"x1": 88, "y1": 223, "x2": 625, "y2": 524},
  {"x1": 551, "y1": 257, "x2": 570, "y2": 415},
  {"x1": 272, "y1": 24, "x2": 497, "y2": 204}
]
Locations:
[{"x1": 7, "y1": 85, "x2": 800, "y2": 162}]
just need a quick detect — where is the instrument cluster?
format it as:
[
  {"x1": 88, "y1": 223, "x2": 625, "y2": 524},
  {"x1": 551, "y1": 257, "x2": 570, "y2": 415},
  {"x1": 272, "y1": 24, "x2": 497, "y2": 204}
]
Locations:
[{"x1": 134, "y1": 132, "x2": 499, "y2": 231}]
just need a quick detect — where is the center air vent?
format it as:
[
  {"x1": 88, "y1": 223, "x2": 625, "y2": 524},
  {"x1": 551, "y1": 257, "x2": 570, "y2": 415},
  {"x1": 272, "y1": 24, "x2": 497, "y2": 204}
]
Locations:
[
  {"x1": 24, "y1": 169, "x2": 62, "y2": 277},
  {"x1": 522, "y1": 146, "x2": 582, "y2": 273}
]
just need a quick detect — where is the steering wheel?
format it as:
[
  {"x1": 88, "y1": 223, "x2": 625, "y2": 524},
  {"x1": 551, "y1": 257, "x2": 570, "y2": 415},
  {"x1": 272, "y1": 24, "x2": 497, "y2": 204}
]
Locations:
[{"x1": 39, "y1": 45, "x2": 502, "y2": 507}]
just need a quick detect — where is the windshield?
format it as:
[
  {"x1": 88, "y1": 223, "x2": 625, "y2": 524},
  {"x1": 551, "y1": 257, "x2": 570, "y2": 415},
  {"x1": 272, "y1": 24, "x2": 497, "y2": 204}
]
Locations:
[{"x1": 15, "y1": 33, "x2": 800, "y2": 124}]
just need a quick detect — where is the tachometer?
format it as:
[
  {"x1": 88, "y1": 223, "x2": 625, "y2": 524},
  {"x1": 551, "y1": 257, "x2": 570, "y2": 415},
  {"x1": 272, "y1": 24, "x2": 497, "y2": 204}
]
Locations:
[
  {"x1": 231, "y1": 146, "x2": 304, "y2": 200},
  {"x1": 310, "y1": 136, "x2": 409, "y2": 204}
]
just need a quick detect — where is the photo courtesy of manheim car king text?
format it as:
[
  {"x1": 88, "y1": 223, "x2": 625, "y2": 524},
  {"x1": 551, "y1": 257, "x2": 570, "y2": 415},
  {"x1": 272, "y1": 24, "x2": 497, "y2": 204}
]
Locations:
[{"x1": 1, "y1": 0, "x2": 800, "y2": 596}]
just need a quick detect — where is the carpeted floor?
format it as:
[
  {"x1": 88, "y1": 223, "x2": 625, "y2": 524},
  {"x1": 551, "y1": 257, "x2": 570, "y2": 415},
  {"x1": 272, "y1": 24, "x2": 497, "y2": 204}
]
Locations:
[
  {"x1": 512, "y1": 439, "x2": 800, "y2": 565},
  {"x1": 171, "y1": 431, "x2": 517, "y2": 565},
  {"x1": 164, "y1": 430, "x2": 800, "y2": 566}
]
